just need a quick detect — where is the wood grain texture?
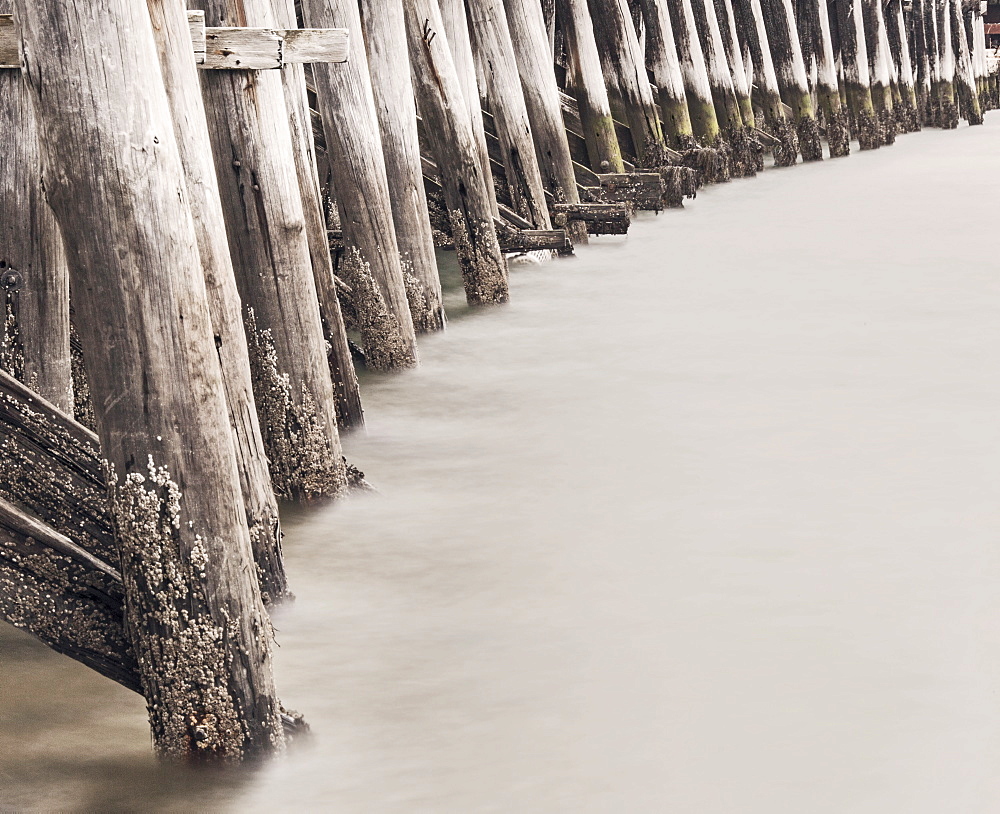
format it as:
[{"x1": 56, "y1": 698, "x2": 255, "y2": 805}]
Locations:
[
  {"x1": 467, "y1": 0, "x2": 553, "y2": 229},
  {"x1": 269, "y1": 0, "x2": 364, "y2": 428},
  {"x1": 147, "y1": 0, "x2": 285, "y2": 600},
  {"x1": 405, "y1": 0, "x2": 508, "y2": 304},
  {"x1": 0, "y1": 7, "x2": 72, "y2": 414},
  {"x1": 13, "y1": 0, "x2": 283, "y2": 759},
  {"x1": 358, "y1": 0, "x2": 445, "y2": 332},
  {"x1": 556, "y1": 0, "x2": 626, "y2": 171},
  {"x1": 301, "y1": 0, "x2": 419, "y2": 369},
  {"x1": 192, "y1": 0, "x2": 349, "y2": 498}
]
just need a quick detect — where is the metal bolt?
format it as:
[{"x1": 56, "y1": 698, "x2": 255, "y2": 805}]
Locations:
[{"x1": 1, "y1": 269, "x2": 23, "y2": 292}]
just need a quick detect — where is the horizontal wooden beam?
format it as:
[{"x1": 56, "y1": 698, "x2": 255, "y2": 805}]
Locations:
[
  {"x1": 0, "y1": 13, "x2": 347, "y2": 71},
  {"x1": 0, "y1": 14, "x2": 19, "y2": 68}
]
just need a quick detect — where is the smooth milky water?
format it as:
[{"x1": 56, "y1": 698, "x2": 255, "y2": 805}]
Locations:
[{"x1": 2, "y1": 119, "x2": 1000, "y2": 813}]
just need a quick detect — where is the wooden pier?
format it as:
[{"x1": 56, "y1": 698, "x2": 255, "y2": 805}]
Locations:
[{"x1": 0, "y1": 0, "x2": 996, "y2": 762}]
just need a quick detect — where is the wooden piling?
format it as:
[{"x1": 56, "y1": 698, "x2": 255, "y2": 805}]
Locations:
[
  {"x1": 950, "y1": 0, "x2": 982, "y2": 124},
  {"x1": 193, "y1": 0, "x2": 349, "y2": 501},
  {"x1": 884, "y1": 0, "x2": 921, "y2": 132},
  {"x1": 586, "y1": 0, "x2": 668, "y2": 167},
  {"x1": 301, "y1": 0, "x2": 419, "y2": 370},
  {"x1": 269, "y1": 0, "x2": 364, "y2": 428},
  {"x1": 634, "y1": 0, "x2": 697, "y2": 151},
  {"x1": 503, "y1": 0, "x2": 589, "y2": 242},
  {"x1": 863, "y1": 0, "x2": 898, "y2": 144},
  {"x1": 467, "y1": 0, "x2": 553, "y2": 229},
  {"x1": 759, "y1": 0, "x2": 823, "y2": 160},
  {"x1": 690, "y1": 0, "x2": 761, "y2": 176},
  {"x1": 438, "y1": 0, "x2": 501, "y2": 216},
  {"x1": 798, "y1": 0, "x2": 851, "y2": 155},
  {"x1": 13, "y1": 0, "x2": 283, "y2": 759},
  {"x1": 834, "y1": 0, "x2": 880, "y2": 148},
  {"x1": 912, "y1": 0, "x2": 935, "y2": 122},
  {"x1": 934, "y1": 0, "x2": 959, "y2": 128},
  {"x1": 665, "y1": 0, "x2": 729, "y2": 176},
  {"x1": 147, "y1": 0, "x2": 286, "y2": 601},
  {"x1": 714, "y1": 0, "x2": 759, "y2": 135},
  {"x1": 358, "y1": 0, "x2": 445, "y2": 331},
  {"x1": 556, "y1": 0, "x2": 627, "y2": 173},
  {"x1": 0, "y1": 3, "x2": 72, "y2": 414},
  {"x1": 404, "y1": 0, "x2": 508, "y2": 304},
  {"x1": 731, "y1": 0, "x2": 801, "y2": 164}
]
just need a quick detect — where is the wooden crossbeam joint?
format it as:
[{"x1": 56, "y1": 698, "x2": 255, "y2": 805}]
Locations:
[{"x1": 0, "y1": 13, "x2": 348, "y2": 72}]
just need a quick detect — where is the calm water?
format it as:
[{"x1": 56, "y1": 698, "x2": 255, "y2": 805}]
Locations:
[{"x1": 3, "y1": 118, "x2": 1000, "y2": 813}]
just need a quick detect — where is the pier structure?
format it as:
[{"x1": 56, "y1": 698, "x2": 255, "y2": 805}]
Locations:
[{"x1": 0, "y1": 0, "x2": 996, "y2": 761}]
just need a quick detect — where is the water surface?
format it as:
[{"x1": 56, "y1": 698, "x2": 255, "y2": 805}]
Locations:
[{"x1": 3, "y1": 118, "x2": 1000, "y2": 812}]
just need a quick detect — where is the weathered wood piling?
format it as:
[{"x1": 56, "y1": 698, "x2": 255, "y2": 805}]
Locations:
[
  {"x1": 12, "y1": 0, "x2": 284, "y2": 759},
  {"x1": 0, "y1": 1, "x2": 71, "y2": 414},
  {"x1": 1, "y1": 0, "x2": 995, "y2": 765}
]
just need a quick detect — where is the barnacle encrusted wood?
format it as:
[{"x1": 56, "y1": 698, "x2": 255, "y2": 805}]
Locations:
[
  {"x1": 193, "y1": 0, "x2": 349, "y2": 500},
  {"x1": 12, "y1": 0, "x2": 284, "y2": 758},
  {"x1": 405, "y1": 0, "x2": 508, "y2": 305},
  {"x1": 147, "y1": 0, "x2": 286, "y2": 601}
]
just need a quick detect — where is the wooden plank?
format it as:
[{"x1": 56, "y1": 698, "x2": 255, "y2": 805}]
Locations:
[
  {"x1": 201, "y1": 26, "x2": 348, "y2": 69},
  {"x1": 282, "y1": 28, "x2": 349, "y2": 64},
  {"x1": 203, "y1": 26, "x2": 283, "y2": 69},
  {"x1": 188, "y1": 9, "x2": 206, "y2": 64},
  {"x1": 0, "y1": 14, "x2": 19, "y2": 68}
]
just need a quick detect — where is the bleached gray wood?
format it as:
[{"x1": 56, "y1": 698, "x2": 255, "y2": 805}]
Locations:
[
  {"x1": 586, "y1": 0, "x2": 667, "y2": 166},
  {"x1": 358, "y1": 0, "x2": 445, "y2": 331},
  {"x1": 301, "y1": 0, "x2": 418, "y2": 370},
  {"x1": 13, "y1": 0, "x2": 283, "y2": 759},
  {"x1": 759, "y1": 0, "x2": 823, "y2": 159},
  {"x1": 147, "y1": 0, "x2": 286, "y2": 601},
  {"x1": 633, "y1": 0, "x2": 696, "y2": 149},
  {"x1": 0, "y1": 13, "x2": 17, "y2": 67},
  {"x1": 438, "y1": 0, "x2": 501, "y2": 217},
  {"x1": 556, "y1": 0, "x2": 626, "y2": 172},
  {"x1": 188, "y1": 8, "x2": 207, "y2": 60},
  {"x1": 193, "y1": 0, "x2": 349, "y2": 499},
  {"x1": 504, "y1": 0, "x2": 586, "y2": 242},
  {"x1": 467, "y1": 0, "x2": 553, "y2": 229},
  {"x1": 269, "y1": 0, "x2": 364, "y2": 427},
  {"x1": 405, "y1": 0, "x2": 508, "y2": 304},
  {"x1": 0, "y1": 4, "x2": 72, "y2": 414},
  {"x1": 200, "y1": 25, "x2": 348, "y2": 68}
]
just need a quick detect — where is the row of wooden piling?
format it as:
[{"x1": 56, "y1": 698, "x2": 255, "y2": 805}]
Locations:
[{"x1": 0, "y1": 0, "x2": 995, "y2": 761}]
